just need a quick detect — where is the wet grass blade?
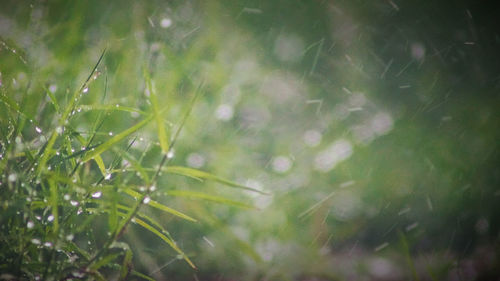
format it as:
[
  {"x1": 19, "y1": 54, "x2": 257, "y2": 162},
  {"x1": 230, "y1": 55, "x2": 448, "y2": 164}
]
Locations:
[
  {"x1": 79, "y1": 104, "x2": 146, "y2": 115},
  {"x1": 82, "y1": 114, "x2": 153, "y2": 162},
  {"x1": 122, "y1": 188, "x2": 197, "y2": 222},
  {"x1": 119, "y1": 249, "x2": 133, "y2": 280},
  {"x1": 166, "y1": 190, "x2": 255, "y2": 209},
  {"x1": 132, "y1": 216, "x2": 196, "y2": 269},
  {"x1": 164, "y1": 166, "x2": 267, "y2": 194},
  {"x1": 131, "y1": 270, "x2": 156, "y2": 281},
  {"x1": 144, "y1": 68, "x2": 169, "y2": 153},
  {"x1": 89, "y1": 252, "x2": 122, "y2": 271},
  {"x1": 48, "y1": 178, "x2": 59, "y2": 233}
]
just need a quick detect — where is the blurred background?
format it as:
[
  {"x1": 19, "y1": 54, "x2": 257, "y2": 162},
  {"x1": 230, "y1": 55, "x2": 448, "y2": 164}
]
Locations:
[{"x1": 1, "y1": 0, "x2": 499, "y2": 280}]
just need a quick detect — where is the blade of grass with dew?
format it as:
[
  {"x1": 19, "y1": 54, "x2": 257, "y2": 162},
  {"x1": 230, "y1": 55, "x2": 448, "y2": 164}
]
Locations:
[
  {"x1": 163, "y1": 166, "x2": 267, "y2": 194},
  {"x1": 79, "y1": 104, "x2": 146, "y2": 115},
  {"x1": 131, "y1": 270, "x2": 156, "y2": 281},
  {"x1": 82, "y1": 114, "x2": 153, "y2": 162},
  {"x1": 36, "y1": 49, "x2": 106, "y2": 177},
  {"x1": 89, "y1": 252, "x2": 122, "y2": 271},
  {"x1": 114, "y1": 204, "x2": 176, "y2": 242},
  {"x1": 43, "y1": 85, "x2": 60, "y2": 113},
  {"x1": 132, "y1": 216, "x2": 196, "y2": 269},
  {"x1": 108, "y1": 187, "x2": 119, "y2": 233},
  {"x1": 94, "y1": 155, "x2": 107, "y2": 178},
  {"x1": 122, "y1": 188, "x2": 197, "y2": 222},
  {"x1": 144, "y1": 68, "x2": 169, "y2": 153},
  {"x1": 104, "y1": 205, "x2": 195, "y2": 269},
  {"x1": 119, "y1": 248, "x2": 133, "y2": 280},
  {"x1": 113, "y1": 149, "x2": 150, "y2": 184},
  {"x1": 48, "y1": 178, "x2": 59, "y2": 234},
  {"x1": 166, "y1": 190, "x2": 255, "y2": 209}
]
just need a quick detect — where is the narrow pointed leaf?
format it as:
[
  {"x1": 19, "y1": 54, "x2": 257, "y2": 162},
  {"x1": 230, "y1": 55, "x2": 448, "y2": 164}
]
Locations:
[
  {"x1": 122, "y1": 188, "x2": 197, "y2": 222},
  {"x1": 166, "y1": 190, "x2": 255, "y2": 209},
  {"x1": 164, "y1": 166, "x2": 267, "y2": 194},
  {"x1": 82, "y1": 114, "x2": 153, "y2": 162},
  {"x1": 132, "y1": 216, "x2": 196, "y2": 269},
  {"x1": 144, "y1": 68, "x2": 169, "y2": 153}
]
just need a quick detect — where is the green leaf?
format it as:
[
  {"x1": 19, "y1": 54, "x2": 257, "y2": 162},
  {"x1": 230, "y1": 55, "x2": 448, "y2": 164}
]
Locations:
[
  {"x1": 122, "y1": 188, "x2": 197, "y2": 222},
  {"x1": 131, "y1": 270, "x2": 156, "y2": 281},
  {"x1": 132, "y1": 216, "x2": 196, "y2": 269},
  {"x1": 79, "y1": 104, "x2": 146, "y2": 115},
  {"x1": 82, "y1": 114, "x2": 153, "y2": 162},
  {"x1": 119, "y1": 249, "x2": 133, "y2": 280},
  {"x1": 94, "y1": 155, "x2": 107, "y2": 177},
  {"x1": 167, "y1": 190, "x2": 255, "y2": 209},
  {"x1": 89, "y1": 252, "x2": 122, "y2": 271},
  {"x1": 48, "y1": 178, "x2": 59, "y2": 233},
  {"x1": 164, "y1": 166, "x2": 267, "y2": 194},
  {"x1": 144, "y1": 68, "x2": 169, "y2": 153},
  {"x1": 43, "y1": 85, "x2": 60, "y2": 113}
]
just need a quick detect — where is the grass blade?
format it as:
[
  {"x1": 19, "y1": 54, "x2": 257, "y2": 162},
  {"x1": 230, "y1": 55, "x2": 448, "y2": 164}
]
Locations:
[
  {"x1": 166, "y1": 190, "x2": 255, "y2": 209},
  {"x1": 82, "y1": 114, "x2": 153, "y2": 162},
  {"x1": 132, "y1": 216, "x2": 196, "y2": 269},
  {"x1": 144, "y1": 68, "x2": 169, "y2": 153},
  {"x1": 122, "y1": 188, "x2": 197, "y2": 222},
  {"x1": 164, "y1": 166, "x2": 267, "y2": 194}
]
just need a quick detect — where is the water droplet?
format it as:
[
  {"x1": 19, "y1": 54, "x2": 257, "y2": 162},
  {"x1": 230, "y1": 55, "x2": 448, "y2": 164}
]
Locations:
[
  {"x1": 215, "y1": 104, "x2": 234, "y2": 121},
  {"x1": 108, "y1": 131, "x2": 113, "y2": 136},
  {"x1": 66, "y1": 234, "x2": 74, "y2": 241},
  {"x1": 167, "y1": 150, "x2": 175, "y2": 159},
  {"x1": 44, "y1": 241, "x2": 53, "y2": 247},
  {"x1": 35, "y1": 126, "x2": 42, "y2": 134},
  {"x1": 160, "y1": 18, "x2": 172, "y2": 28},
  {"x1": 70, "y1": 200, "x2": 79, "y2": 206},
  {"x1": 105, "y1": 173, "x2": 112, "y2": 180},
  {"x1": 31, "y1": 238, "x2": 41, "y2": 245},
  {"x1": 47, "y1": 214, "x2": 54, "y2": 222},
  {"x1": 91, "y1": 191, "x2": 102, "y2": 198},
  {"x1": 272, "y1": 156, "x2": 292, "y2": 174},
  {"x1": 82, "y1": 87, "x2": 89, "y2": 93},
  {"x1": 149, "y1": 185, "x2": 156, "y2": 192},
  {"x1": 8, "y1": 173, "x2": 17, "y2": 182},
  {"x1": 143, "y1": 196, "x2": 151, "y2": 204},
  {"x1": 49, "y1": 84, "x2": 57, "y2": 93},
  {"x1": 64, "y1": 194, "x2": 70, "y2": 200},
  {"x1": 55, "y1": 126, "x2": 63, "y2": 134},
  {"x1": 27, "y1": 221, "x2": 34, "y2": 229}
]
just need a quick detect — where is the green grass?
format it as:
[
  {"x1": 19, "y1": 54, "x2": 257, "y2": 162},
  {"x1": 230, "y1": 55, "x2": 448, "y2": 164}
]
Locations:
[{"x1": 0, "y1": 46, "x2": 262, "y2": 279}]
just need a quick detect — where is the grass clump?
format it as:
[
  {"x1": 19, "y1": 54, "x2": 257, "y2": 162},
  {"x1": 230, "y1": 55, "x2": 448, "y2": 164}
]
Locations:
[{"x1": 0, "y1": 47, "x2": 260, "y2": 280}]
